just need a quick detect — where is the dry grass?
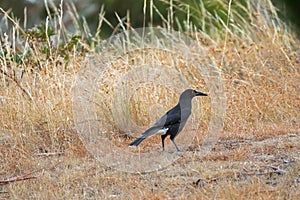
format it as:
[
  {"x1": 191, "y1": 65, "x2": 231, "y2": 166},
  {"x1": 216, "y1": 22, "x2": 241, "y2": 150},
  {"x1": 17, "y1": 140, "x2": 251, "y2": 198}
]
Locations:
[{"x1": 1, "y1": 0, "x2": 300, "y2": 199}]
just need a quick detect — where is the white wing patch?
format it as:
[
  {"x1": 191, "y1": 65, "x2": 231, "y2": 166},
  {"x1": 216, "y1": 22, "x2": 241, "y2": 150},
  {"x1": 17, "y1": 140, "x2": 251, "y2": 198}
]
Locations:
[{"x1": 156, "y1": 127, "x2": 169, "y2": 135}]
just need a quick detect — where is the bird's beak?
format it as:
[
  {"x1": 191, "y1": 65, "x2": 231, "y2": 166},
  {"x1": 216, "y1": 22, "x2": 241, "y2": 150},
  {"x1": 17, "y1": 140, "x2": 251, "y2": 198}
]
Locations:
[{"x1": 195, "y1": 90, "x2": 208, "y2": 96}]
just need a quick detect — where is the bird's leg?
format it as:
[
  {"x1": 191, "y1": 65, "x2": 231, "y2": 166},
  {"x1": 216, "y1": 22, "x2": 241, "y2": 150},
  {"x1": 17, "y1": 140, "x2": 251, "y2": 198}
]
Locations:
[
  {"x1": 171, "y1": 139, "x2": 180, "y2": 151},
  {"x1": 161, "y1": 135, "x2": 167, "y2": 151}
]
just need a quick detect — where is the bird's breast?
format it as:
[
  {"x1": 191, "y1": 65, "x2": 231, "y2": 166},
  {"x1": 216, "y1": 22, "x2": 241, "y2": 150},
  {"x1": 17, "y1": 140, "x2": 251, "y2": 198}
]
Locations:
[{"x1": 181, "y1": 109, "x2": 191, "y2": 120}]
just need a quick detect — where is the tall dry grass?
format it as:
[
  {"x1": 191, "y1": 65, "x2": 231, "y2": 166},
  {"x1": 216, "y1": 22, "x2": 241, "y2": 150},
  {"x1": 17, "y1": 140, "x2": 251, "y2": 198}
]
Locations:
[{"x1": 0, "y1": 0, "x2": 299, "y2": 199}]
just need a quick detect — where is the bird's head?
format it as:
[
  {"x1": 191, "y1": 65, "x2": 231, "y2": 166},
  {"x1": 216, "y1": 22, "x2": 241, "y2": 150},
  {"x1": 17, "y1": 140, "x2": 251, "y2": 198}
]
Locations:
[{"x1": 180, "y1": 89, "x2": 208, "y2": 100}]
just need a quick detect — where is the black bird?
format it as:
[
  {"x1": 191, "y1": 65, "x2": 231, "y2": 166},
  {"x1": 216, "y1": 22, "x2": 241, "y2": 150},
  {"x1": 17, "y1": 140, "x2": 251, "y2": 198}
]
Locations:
[{"x1": 129, "y1": 89, "x2": 208, "y2": 151}]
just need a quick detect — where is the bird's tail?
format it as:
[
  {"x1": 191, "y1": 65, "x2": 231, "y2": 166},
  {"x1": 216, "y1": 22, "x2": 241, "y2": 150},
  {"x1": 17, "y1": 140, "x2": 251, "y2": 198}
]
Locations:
[
  {"x1": 129, "y1": 137, "x2": 145, "y2": 146},
  {"x1": 129, "y1": 126, "x2": 161, "y2": 147}
]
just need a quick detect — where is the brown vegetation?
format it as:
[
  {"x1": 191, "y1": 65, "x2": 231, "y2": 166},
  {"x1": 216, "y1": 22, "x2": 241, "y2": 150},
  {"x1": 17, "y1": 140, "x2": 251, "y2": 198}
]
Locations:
[{"x1": 0, "y1": 0, "x2": 299, "y2": 199}]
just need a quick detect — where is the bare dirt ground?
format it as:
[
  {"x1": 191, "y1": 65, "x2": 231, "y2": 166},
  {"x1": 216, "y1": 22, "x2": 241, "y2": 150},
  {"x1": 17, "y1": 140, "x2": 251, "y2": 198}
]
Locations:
[{"x1": 1, "y1": 131, "x2": 299, "y2": 199}]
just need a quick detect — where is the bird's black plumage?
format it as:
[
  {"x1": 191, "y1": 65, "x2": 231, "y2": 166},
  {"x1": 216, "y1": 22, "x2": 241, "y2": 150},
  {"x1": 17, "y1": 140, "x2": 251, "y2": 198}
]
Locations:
[{"x1": 129, "y1": 89, "x2": 207, "y2": 151}]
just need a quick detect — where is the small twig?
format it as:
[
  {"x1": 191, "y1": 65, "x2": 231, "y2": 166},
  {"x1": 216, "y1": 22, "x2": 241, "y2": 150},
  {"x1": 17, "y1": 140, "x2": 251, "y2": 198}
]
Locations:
[
  {"x1": 0, "y1": 175, "x2": 36, "y2": 185},
  {"x1": 0, "y1": 170, "x2": 38, "y2": 185},
  {"x1": 242, "y1": 165, "x2": 287, "y2": 176},
  {"x1": 0, "y1": 161, "x2": 62, "y2": 185},
  {"x1": 34, "y1": 152, "x2": 64, "y2": 157},
  {"x1": 268, "y1": 165, "x2": 287, "y2": 174}
]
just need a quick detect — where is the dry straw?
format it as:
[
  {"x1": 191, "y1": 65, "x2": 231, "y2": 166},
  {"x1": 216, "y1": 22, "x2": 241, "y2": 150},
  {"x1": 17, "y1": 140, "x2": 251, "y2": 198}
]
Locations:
[{"x1": 0, "y1": 0, "x2": 299, "y2": 198}]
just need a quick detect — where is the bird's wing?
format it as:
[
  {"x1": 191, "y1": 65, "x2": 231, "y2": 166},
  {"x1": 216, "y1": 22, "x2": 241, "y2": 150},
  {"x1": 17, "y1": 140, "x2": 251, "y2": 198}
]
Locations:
[
  {"x1": 138, "y1": 125, "x2": 166, "y2": 139},
  {"x1": 152, "y1": 112, "x2": 168, "y2": 127},
  {"x1": 140, "y1": 105, "x2": 180, "y2": 136},
  {"x1": 152, "y1": 107, "x2": 180, "y2": 126},
  {"x1": 138, "y1": 104, "x2": 181, "y2": 139},
  {"x1": 163, "y1": 104, "x2": 182, "y2": 126}
]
